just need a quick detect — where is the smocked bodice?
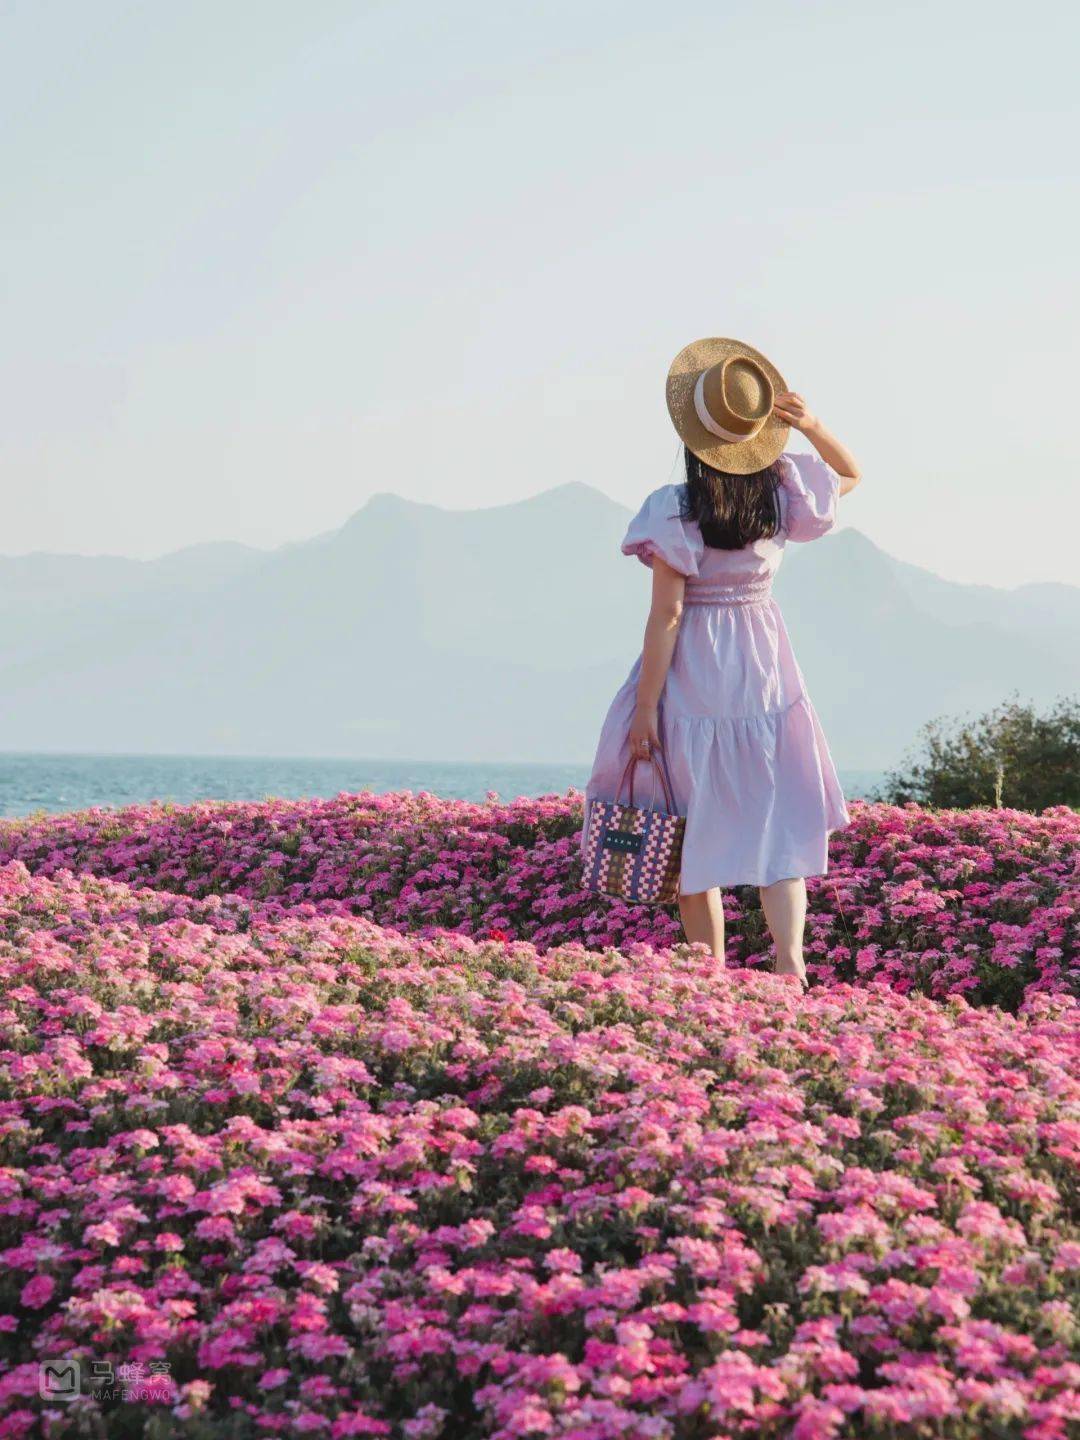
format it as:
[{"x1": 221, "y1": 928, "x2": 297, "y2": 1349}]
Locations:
[{"x1": 683, "y1": 531, "x2": 784, "y2": 606}]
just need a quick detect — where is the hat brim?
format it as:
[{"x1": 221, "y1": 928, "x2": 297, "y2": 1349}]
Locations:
[{"x1": 666, "y1": 337, "x2": 789, "y2": 475}]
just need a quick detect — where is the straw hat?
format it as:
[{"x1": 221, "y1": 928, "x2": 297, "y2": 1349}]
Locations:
[{"x1": 666, "y1": 336, "x2": 789, "y2": 474}]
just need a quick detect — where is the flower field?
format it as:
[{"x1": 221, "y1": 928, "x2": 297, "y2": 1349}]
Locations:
[
  {"x1": 0, "y1": 795, "x2": 1077, "y2": 1437},
  {"x1": 0, "y1": 796, "x2": 1076, "y2": 1010}
]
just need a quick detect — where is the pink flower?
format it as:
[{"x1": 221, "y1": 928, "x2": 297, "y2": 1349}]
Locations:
[
  {"x1": 19, "y1": 1276, "x2": 54, "y2": 1310},
  {"x1": 543, "y1": 1249, "x2": 583, "y2": 1275}
]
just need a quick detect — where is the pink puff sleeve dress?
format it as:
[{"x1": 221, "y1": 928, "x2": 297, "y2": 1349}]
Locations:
[{"x1": 579, "y1": 451, "x2": 850, "y2": 892}]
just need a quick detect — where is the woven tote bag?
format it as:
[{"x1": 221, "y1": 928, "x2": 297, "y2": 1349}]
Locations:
[{"x1": 582, "y1": 750, "x2": 686, "y2": 906}]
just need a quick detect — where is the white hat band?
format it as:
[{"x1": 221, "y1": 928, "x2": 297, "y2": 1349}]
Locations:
[{"x1": 693, "y1": 370, "x2": 758, "y2": 444}]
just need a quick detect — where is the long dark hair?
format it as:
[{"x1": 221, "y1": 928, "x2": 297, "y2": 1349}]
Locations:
[{"x1": 677, "y1": 446, "x2": 782, "y2": 550}]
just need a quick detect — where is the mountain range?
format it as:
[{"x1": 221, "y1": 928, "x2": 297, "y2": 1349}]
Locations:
[{"x1": 1, "y1": 483, "x2": 1075, "y2": 770}]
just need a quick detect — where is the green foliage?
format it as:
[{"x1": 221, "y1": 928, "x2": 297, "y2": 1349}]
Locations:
[{"x1": 881, "y1": 695, "x2": 1080, "y2": 811}]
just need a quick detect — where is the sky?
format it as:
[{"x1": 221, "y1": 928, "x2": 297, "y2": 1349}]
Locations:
[{"x1": 3, "y1": 0, "x2": 1078, "y2": 587}]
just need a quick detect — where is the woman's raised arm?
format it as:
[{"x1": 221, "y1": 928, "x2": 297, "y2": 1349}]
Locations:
[{"x1": 773, "y1": 392, "x2": 862, "y2": 496}]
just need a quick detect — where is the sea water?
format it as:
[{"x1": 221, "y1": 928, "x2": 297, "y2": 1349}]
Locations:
[{"x1": 0, "y1": 753, "x2": 886, "y2": 819}]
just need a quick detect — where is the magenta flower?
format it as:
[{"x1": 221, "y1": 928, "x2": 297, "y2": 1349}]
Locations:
[{"x1": 17, "y1": 1277, "x2": 53, "y2": 1311}]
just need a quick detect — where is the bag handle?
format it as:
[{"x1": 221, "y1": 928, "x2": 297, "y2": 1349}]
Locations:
[{"x1": 616, "y1": 748, "x2": 677, "y2": 815}]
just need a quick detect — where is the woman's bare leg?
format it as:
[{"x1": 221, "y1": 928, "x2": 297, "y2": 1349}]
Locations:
[
  {"x1": 759, "y1": 877, "x2": 808, "y2": 983},
  {"x1": 678, "y1": 886, "x2": 725, "y2": 961}
]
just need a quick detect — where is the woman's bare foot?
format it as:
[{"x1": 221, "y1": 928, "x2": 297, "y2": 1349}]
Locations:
[{"x1": 773, "y1": 958, "x2": 809, "y2": 989}]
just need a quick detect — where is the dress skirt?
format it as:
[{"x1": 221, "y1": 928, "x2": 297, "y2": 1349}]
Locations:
[{"x1": 580, "y1": 596, "x2": 850, "y2": 893}]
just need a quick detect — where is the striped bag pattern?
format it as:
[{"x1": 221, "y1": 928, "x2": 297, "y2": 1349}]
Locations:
[{"x1": 582, "y1": 751, "x2": 685, "y2": 906}]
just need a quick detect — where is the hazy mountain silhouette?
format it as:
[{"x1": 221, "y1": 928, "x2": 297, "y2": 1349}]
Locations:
[{"x1": 1, "y1": 484, "x2": 1075, "y2": 768}]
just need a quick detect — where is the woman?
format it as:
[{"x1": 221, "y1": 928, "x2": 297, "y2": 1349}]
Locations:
[{"x1": 579, "y1": 337, "x2": 862, "y2": 986}]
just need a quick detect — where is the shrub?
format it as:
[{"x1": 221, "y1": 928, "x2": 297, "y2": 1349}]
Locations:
[{"x1": 881, "y1": 697, "x2": 1080, "y2": 812}]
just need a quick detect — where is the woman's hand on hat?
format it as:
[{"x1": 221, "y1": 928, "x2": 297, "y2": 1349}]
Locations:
[
  {"x1": 629, "y1": 703, "x2": 661, "y2": 760},
  {"x1": 773, "y1": 391, "x2": 818, "y2": 434}
]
